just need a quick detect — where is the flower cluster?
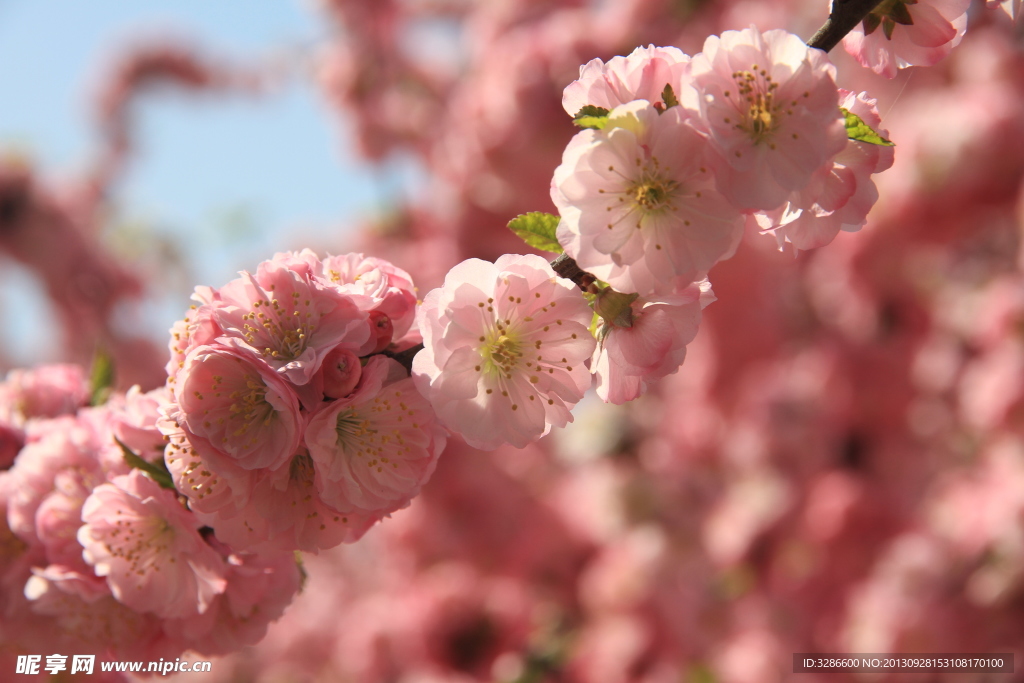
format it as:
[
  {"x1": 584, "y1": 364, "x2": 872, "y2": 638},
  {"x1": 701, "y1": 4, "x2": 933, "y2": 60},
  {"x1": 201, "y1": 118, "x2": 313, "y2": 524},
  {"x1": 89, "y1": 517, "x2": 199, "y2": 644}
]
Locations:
[
  {"x1": 0, "y1": 374, "x2": 301, "y2": 662},
  {"x1": 161, "y1": 250, "x2": 446, "y2": 552},
  {"x1": 546, "y1": 26, "x2": 897, "y2": 404}
]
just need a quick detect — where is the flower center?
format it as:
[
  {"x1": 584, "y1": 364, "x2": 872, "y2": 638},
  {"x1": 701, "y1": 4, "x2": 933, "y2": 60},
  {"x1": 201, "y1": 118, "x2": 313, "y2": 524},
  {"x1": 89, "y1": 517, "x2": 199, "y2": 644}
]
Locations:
[
  {"x1": 227, "y1": 377, "x2": 275, "y2": 441},
  {"x1": 628, "y1": 163, "x2": 679, "y2": 216},
  {"x1": 732, "y1": 68, "x2": 781, "y2": 143},
  {"x1": 240, "y1": 290, "x2": 320, "y2": 362},
  {"x1": 633, "y1": 180, "x2": 673, "y2": 211},
  {"x1": 335, "y1": 408, "x2": 375, "y2": 449},
  {"x1": 289, "y1": 452, "x2": 315, "y2": 484},
  {"x1": 482, "y1": 332, "x2": 522, "y2": 377}
]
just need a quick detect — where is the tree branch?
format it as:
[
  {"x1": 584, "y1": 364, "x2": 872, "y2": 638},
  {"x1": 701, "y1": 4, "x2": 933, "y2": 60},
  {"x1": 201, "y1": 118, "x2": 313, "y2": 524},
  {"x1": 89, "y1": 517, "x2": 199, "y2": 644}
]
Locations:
[{"x1": 806, "y1": 0, "x2": 887, "y2": 53}]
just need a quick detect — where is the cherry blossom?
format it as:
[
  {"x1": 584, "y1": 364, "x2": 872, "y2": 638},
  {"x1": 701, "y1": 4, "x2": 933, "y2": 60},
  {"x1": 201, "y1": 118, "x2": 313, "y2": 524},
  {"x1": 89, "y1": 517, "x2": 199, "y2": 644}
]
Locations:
[
  {"x1": 843, "y1": 0, "x2": 971, "y2": 78},
  {"x1": 562, "y1": 45, "x2": 691, "y2": 117},
  {"x1": 592, "y1": 280, "x2": 715, "y2": 404},
  {"x1": 755, "y1": 90, "x2": 895, "y2": 252},
  {"x1": 170, "y1": 342, "x2": 303, "y2": 474},
  {"x1": 306, "y1": 356, "x2": 445, "y2": 514},
  {"x1": 413, "y1": 255, "x2": 595, "y2": 450},
  {"x1": 686, "y1": 26, "x2": 847, "y2": 210},
  {"x1": 553, "y1": 101, "x2": 742, "y2": 295},
  {"x1": 213, "y1": 256, "x2": 372, "y2": 386},
  {"x1": 78, "y1": 469, "x2": 227, "y2": 619}
]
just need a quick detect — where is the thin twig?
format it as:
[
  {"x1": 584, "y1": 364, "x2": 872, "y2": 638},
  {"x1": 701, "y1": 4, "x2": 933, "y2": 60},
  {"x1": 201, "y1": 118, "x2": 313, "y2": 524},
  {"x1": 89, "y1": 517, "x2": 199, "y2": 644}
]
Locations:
[{"x1": 807, "y1": 0, "x2": 887, "y2": 52}]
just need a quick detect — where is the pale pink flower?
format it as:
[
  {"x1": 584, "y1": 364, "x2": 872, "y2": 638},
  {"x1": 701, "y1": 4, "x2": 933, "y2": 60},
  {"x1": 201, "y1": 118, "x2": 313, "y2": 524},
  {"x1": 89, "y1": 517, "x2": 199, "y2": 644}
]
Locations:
[
  {"x1": 0, "y1": 364, "x2": 89, "y2": 426},
  {"x1": 213, "y1": 256, "x2": 371, "y2": 386},
  {"x1": 248, "y1": 451, "x2": 380, "y2": 552},
  {"x1": 553, "y1": 101, "x2": 742, "y2": 295},
  {"x1": 412, "y1": 255, "x2": 595, "y2": 450},
  {"x1": 107, "y1": 385, "x2": 170, "y2": 463},
  {"x1": 757, "y1": 90, "x2": 895, "y2": 252},
  {"x1": 843, "y1": 0, "x2": 971, "y2": 79},
  {"x1": 306, "y1": 356, "x2": 445, "y2": 514},
  {"x1": 318, "y1": 252, "x2": 420, "y2": 345},
  {"x1": 171, "y1": 342, "x2": 303, "y2": 473},
  {"x1": 562, "y1": 45, "x2": 690, "y2": 117},
  {"x1": 21, "y1": 569, "x2": 164, "y2": 659},
  {"x1": 160, "y1": 411, "x2": 257, "y2": 517},
  {"x1": 78, "y1": 469, "x2": 227, "y2": 619},
  {"x1": 592, "y1": 280, "x2": 714, "y2": 404},
  {"x1": 162, "y1": 537, "x2": 302, "y2": 656},
  {"x1": 166, "y1": 285, "x2": 221, "y2": 386},
  {"x1": 686, "y1": 27, "x2": 847, "y2": 210}
]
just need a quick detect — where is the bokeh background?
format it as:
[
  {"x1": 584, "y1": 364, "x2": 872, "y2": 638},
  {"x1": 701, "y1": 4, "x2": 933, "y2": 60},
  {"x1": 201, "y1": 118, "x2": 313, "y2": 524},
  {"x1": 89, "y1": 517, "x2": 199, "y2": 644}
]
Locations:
[{"x1": 4, "y1": 0, "x2": 1024, "y2": 681}]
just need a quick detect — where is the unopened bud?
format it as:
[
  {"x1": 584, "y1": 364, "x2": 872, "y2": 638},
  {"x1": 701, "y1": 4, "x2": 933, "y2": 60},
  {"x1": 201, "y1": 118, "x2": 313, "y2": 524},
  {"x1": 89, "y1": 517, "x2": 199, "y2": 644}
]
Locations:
[
  {"x1": 321, "y1": 347, "x2": 362, "y2": 399},
  {"x1": 368, "y1": 311, "x2": 394, "y2": 353}
]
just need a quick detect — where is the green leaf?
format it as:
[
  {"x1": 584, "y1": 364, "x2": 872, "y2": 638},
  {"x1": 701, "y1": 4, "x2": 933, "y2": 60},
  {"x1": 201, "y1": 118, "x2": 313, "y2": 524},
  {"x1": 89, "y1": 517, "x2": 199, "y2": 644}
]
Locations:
[
  {"x1": 115, "y1": 437, "x2": 176, "y2": 491},
  {"x1": 573, "y1": 115, "x2": 608, "y2": 130},
  {"x1": 89, "y1": 349, "x2": 115, "y2": 407},
  {"x1": 842, "y1": 108, "x2": 894, "y2": 146},
  {"x1": 507, "y1": 212, "x2": 563, "y2": 253},
  {"x1": 573, "y1": 104, "x2": 610, "y2": 118},
  {"x1": 661, "y1": 83, "x2": 680, "y2": 110},
  {"x1": 572, "y1": 104, "x2": 610, "y2": 130}
]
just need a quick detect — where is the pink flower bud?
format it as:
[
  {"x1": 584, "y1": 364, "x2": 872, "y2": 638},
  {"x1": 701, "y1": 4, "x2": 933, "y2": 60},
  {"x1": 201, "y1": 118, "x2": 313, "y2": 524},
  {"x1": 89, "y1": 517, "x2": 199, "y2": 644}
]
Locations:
[
  {"x1": 368, "y1": 310, "x2": 394, "y2": 353},
  {"x1": 321, "y1": 347, "x2": 362, "y2": 399}
]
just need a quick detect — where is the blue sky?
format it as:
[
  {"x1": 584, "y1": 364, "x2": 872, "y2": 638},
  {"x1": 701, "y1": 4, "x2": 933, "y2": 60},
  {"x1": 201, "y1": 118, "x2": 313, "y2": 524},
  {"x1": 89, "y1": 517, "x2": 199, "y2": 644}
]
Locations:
[{"x1": 0, "y1": 0, "x2": 419, "y2": 367}]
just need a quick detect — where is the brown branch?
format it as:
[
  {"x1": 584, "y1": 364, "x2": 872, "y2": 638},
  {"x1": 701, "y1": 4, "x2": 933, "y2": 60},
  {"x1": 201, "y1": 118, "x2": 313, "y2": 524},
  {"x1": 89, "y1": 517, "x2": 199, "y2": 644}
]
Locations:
[{"x1": 806, "y1": 0, "x2": 887, "y2": 53}]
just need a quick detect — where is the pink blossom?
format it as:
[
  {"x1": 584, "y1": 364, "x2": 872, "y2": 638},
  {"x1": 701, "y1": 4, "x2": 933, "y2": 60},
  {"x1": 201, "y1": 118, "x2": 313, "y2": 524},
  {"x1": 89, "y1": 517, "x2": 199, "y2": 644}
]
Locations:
[
  {"x1": 318, "y1": 252, "x2": 420, "y2": 345},
  {"x1": 754, "y1": 91, "x2": 894, "y2": 252},
  {"x1": 412, "y1": 255, "x2": 595, "y2": 450},
  {"x1": 553, "y1": 101, "x2": 743, "y2": 294},
  {"x1": 107, "y1": 385, "x2": 170, "y2": 462},
  {"x1": 171, "y1": 342, "x2": 303, "y2": 474},
  {"x1": 78, "y1": 469, "x2": 227, "y2": 619},
  {"x1": 247, "y1": 452, "x2": 380, "y2": 552},
  {"x1": 160, "y1": 411, "x2": 257, "y2": 518},
  {"x1": 843, "y1": 0, "x2": 971, "y2": 78},
  {"x1": 561, "y1": 45, "x2": 690, "y2": 117},
  {"x1": 0, "y1": 364, "x2": 89, "y2": 426},
  {"x1": 213, "y1": 256, "x2": 372, "y2": 386},
  {"x1": 306, "y1": 356, "x2": 445, "y2": 514},
  {"x1": 166, "y1": 285, "x2": 220, "y2": 385},
  {"x1": 687, "y1": 27, "x2": 847, "y2": 210},
  {"x1": 592, "y1": 280, "x2": 714, "y2": 404},
  {"x1": 162, "y1": 536, "x2": 302, "y2": 656}
]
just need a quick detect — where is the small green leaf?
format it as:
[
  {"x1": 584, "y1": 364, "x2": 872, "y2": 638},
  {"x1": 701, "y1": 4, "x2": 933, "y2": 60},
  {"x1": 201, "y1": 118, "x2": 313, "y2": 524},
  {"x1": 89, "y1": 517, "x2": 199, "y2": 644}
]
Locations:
[
  {"x1": 573, "y1": 115, "x2": 608, "y2": 130},
  {"x1": 842, "y1": 108, "x2": 894, "y2": 146},
  {"x1": 573, "y1": 104, "x2": 611, "y2": 130},
  {"x1": 573, "y1": 104, "x2": 610, "y2": 118},
  {"x1": 661, "y1": 83, "x2": 680, "y2": 110},
  {"x1": 507, "y1": 212, "x2": 564, "y2": 253},
  {"x1": 89, "y1": 349, "x2": 115, "y2": 407},
  {"x1": 115, "y1": 437, "x2": 176, "y2": 491}
]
